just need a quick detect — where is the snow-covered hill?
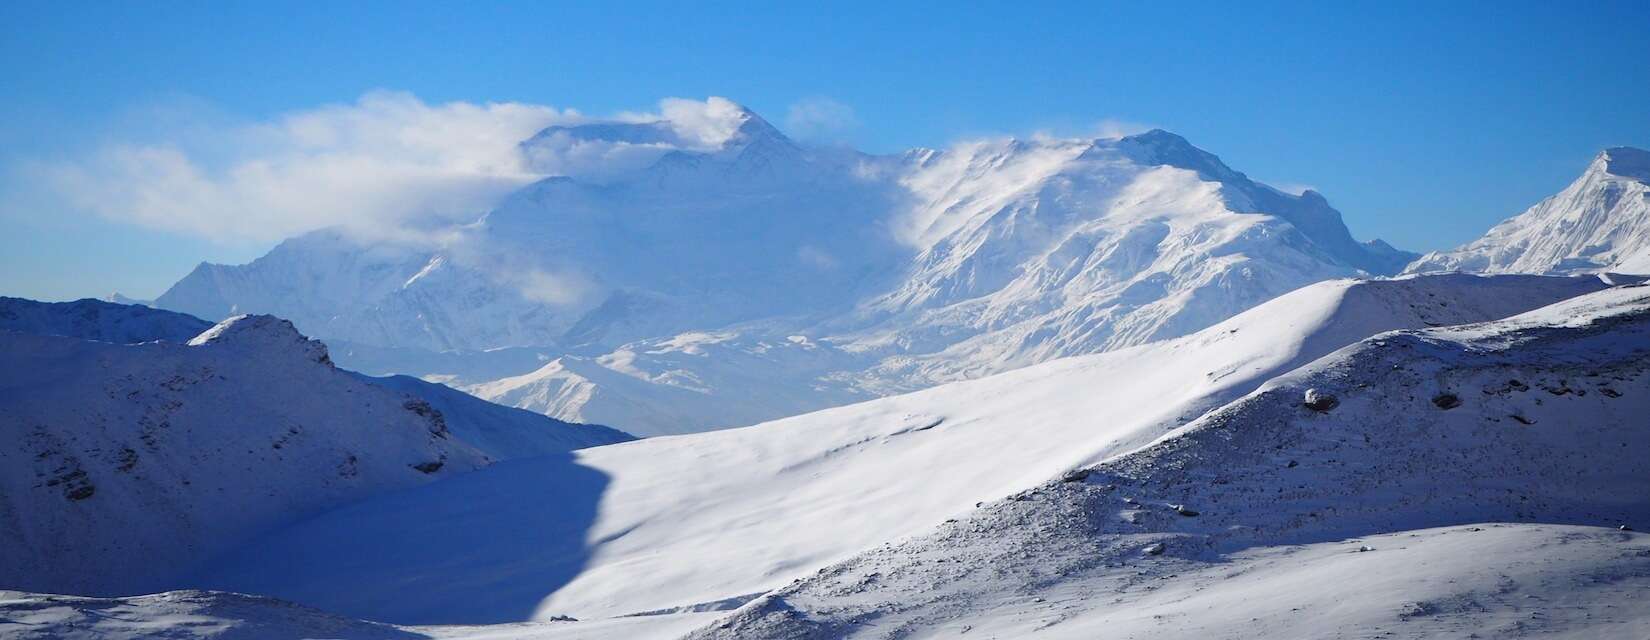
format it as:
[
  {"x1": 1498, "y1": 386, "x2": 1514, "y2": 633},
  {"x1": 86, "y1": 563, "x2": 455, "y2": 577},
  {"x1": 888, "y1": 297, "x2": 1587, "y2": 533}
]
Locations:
[
  {"x1": 1, "y1": 296, "x2": 212, "y2": 344},
  {"x1": 8, "y1": 274, "x2": 1645, "y2": 639},
  {"x1": 0, "y1": 304, "x2": 630, "y2": 600},
  {"x1": 153, "y1": 100, "x2": 1416, "y2": 435},
  {"x1": 692, "y1": 280, "x2": 1650, "y2": 639},
  {"x1": 179, "y1": 273, "x2": 1603, "y2": 624},
  {"x1": 1408, "y1": 146, "x2": 1650, "y2": 275}
]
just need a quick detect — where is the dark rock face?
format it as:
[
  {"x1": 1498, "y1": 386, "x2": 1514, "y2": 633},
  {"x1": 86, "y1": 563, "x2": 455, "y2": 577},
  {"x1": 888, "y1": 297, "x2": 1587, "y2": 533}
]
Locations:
[{"x1": 1432, "y1": 393, "x2": 1462, "y2": 409}]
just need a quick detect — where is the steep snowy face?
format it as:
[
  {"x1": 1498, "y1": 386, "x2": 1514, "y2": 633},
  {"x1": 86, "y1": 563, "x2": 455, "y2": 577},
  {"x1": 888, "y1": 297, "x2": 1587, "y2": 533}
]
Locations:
[
  {"x1": 694, "y1": 282, "x2": 1650, "y2": 639},
  {"x1": 1408, "y1": 146, "x2": 1650, "y2": 275},
  {"x1": 0, "y1": 296, "x2": 212, "y2": 344},
  {"x1": 0, "y1": 314, "x2": 493, "y2": 598},
  {"x1": 465, "y1": 131, "x2": 1421, "y2": 435},
  {"x1": 843, "y1": 130, "x2": 1413, "y2": 388}
]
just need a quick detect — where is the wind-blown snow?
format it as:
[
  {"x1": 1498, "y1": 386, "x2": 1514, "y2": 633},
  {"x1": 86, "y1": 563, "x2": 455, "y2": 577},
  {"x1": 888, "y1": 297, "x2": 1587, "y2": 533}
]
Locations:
[{"x1": 180, "y1": 274, "x2": 1603, "y2": 624}]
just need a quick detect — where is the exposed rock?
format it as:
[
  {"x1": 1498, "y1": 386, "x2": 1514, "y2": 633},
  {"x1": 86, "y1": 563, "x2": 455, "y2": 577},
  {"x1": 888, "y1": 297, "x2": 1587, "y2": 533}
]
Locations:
[
  {"x1": 1303, "y1": 388, "x2": 1339, "y2": 412},
  {"x1": 1432, "y1": 393, "x2": 1462, "y2": 410}
]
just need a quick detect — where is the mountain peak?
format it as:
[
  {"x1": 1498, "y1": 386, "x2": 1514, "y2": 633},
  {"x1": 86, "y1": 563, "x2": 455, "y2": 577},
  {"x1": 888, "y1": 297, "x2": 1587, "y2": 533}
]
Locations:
[
  {"x1": 188, "y1": 314, "x2": 332, "y2": 364},
  {"x1": 1596, "y1": 146, "x2": 1650, "y2": 182}
]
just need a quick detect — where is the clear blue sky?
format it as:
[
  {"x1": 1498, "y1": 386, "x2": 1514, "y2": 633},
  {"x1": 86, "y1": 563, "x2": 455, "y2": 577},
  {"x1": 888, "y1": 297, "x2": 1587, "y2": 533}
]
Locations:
[{"x1": 3, "y1": 1, "x2": 1648, "y2": 300}]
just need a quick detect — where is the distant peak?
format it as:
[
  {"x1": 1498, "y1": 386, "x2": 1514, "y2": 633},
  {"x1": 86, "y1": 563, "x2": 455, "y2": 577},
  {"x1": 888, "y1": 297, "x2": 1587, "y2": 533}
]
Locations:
[
  {"x1": 1102, "y1": 129, "x2": 1243, "y2": 184},
  {"x1": 1596, "y1": 146, "x2": 1650, "y2": 182}
]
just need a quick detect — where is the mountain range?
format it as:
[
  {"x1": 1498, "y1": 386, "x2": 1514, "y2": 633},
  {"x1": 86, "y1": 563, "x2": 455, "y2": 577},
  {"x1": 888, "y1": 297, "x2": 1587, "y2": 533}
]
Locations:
[{"x1": 150, "y1": 103, "x2": 1435, "y2": 435}]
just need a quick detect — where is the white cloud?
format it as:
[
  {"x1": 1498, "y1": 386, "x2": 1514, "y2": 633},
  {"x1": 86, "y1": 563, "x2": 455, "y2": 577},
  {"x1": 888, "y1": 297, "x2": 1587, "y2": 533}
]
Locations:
[
  {"x1": 15, "y1": 91, "x2": 576, "y2": 244},
  {"x1": 1268, "y1": 181, "x2": 1317, "y2": 196},
  {"x1": 784, "y1": 97, "x2": 858, "y2": 142},
  {"x1": 9, "y1": 93, "x2": 775, "y2": 246}
]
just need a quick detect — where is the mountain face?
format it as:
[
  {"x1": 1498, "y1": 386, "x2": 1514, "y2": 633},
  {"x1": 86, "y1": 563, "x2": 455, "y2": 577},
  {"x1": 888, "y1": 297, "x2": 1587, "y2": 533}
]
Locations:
[
  {"x1": 1408, "y1": 146, "x2": 1650, "y2": 275},
  {"x1": 155, "y1": 101, "x2": 1414, "y2": 435},
  {"x1": 0, "y1": 301, "x2": 630, "y2": 599},
  {"x1": 179, "y1": 274, "x2": 1607, "y2": 624}
]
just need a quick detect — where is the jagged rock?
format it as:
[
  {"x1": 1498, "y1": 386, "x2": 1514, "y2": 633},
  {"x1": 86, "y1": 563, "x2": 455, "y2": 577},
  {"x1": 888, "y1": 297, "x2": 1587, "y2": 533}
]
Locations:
[
  {"x1": 1303, "y1": 388, "x2": 1339, "y2": 412},
  {"x1": 1144, "y1": 543, "x2": 1166, "y2": 556},
  {"x1": 1432, "y1": 393, "x2": 1462, "y2": 409},
  {"x1": 1173, "y1": 504, "x2": 1200, "y2": 517}
]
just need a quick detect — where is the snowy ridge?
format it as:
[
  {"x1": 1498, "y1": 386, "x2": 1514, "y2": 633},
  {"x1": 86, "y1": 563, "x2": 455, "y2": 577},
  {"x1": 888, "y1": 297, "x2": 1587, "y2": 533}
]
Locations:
[
  {"x1": 691, "y1": 282, "x2": 1650, "y2": 639},
  {"x1": 1408, "y1": 146, "x2": 1650, "y2": 275},
  {"x1": 153, "y1": 103, "x2": 1415, "y2": 435},
  {"x1": 0, "y1": 302, "x2": 631, "y2": 600},
  {"x1": 0, "y1": 296, "x2": 212, "y2": 344},
  {"x1": 177, "y1": 274, "x2": 1604, "y2": 624}
]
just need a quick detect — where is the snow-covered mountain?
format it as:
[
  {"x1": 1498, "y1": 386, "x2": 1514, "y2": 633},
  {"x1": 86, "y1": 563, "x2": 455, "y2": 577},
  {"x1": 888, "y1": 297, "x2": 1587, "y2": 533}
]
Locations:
[
  {"x1": 14, "y1": 273, "x2": 1645, "y2": 638},
  {"x1": 177, "y1": 273, "x2": 1605, "y2": 624},
  {"x1": 0, "y1": 302, "x2": 629, "y2": 599},
  {"x1": 154, "y1": 100, "x2": 1417, "y2": 435},
  {"x1": 1408, "y1": 146, "x2": 1650, "y2": 275}
]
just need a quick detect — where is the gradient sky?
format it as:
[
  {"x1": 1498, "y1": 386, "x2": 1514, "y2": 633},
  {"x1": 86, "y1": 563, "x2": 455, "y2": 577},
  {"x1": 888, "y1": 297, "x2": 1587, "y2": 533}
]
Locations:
[{"x1": 3, "y1": 1, "x2": 1649, "y2": 301}]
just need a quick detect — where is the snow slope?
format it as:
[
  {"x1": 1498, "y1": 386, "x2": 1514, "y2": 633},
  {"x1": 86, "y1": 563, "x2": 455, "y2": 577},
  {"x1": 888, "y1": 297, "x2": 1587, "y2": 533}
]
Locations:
[
  {"x1": 361, "y1": 373, "x2": 632, "y2": 457},
  {"x1": 0, "y1": 314, "x2": 489, "y2": 598},
  {"x1": 0, "y1": 590, "x2": 720, "y2": 640},
  {"x1": 0, "y1": 296, "x2": 212, "y2": 344},
  {"x1": 11, "y1": 524, "x2": 1648, "y2": 640},
  {"x1": 692, "y1": 282, "x2": 1650, "y2": 639},
  {"x1": 1408, "y1": 146, "x2": 1650, "y2": 275},
  {"x1": 154, "y1": 102, "x2": 1416, "y2": 435},
  {"x1": 182, "y1": 273, "x2": 1603, "y2": 624}
]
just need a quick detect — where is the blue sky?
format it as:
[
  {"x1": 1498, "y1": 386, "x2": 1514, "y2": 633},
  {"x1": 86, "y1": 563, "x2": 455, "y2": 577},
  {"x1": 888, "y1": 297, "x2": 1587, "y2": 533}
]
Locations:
[{"x1": 3, "y1": 1, "x2": 1648, "y2": 301}]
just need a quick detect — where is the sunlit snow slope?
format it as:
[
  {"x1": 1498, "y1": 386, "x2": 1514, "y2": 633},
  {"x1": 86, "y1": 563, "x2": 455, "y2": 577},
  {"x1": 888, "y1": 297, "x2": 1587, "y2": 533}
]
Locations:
[
  {"x1": 184, "y1": 273, "x2": 1603, "y2": 624},
  {"x1": 693, "y1": 282, "x2": 1650, "y2": 639}
]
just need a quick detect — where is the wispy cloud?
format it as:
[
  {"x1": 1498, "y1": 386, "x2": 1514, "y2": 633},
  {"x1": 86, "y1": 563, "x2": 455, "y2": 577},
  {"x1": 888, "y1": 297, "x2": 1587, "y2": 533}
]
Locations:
[
  {"x1": 1092, "y1": 118, "x2": 1155, "y2": 139},
  {"x1": 784, "y1": 97, "x2": 859, "y2": 142},
  {"x1": 5, "y1": 92, "x2": 759, "y2": 246}
]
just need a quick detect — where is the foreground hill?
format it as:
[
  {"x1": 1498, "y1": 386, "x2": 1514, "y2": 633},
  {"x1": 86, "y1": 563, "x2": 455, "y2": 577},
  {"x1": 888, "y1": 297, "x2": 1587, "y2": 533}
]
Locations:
[
  {"x1": 0, "y1": 303, "x2": 630, "y2": 599},
  {"x1": 180, "y1": 273, "x2": 1605, "y2": 624},
  {"x1": 695, "y1": 281, "x2": 1650, "y2": 639}
]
